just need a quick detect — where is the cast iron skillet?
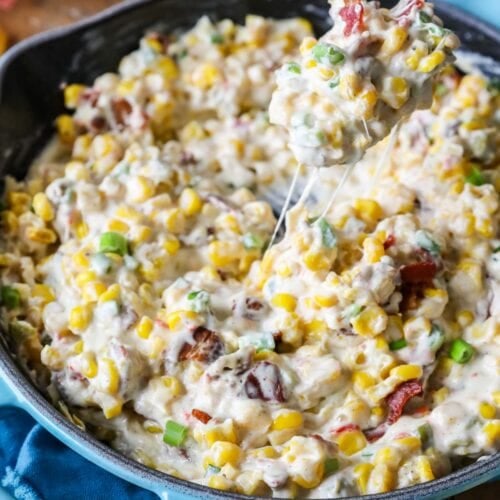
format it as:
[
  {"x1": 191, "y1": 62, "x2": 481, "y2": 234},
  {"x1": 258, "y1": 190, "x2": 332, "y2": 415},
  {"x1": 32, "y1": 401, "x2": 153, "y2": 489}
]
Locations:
[{"x1": 0, "y1": 1, "x2": 499, "y2": 498}]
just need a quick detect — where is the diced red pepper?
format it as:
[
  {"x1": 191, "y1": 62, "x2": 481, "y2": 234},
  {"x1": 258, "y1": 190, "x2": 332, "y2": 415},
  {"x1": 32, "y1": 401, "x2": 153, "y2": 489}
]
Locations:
[
  {"x1": 339, "y1": 1, "x2": 365, "y2": 37},
  {"x1": 383, "y1": 234, "x2": 396, "y2": 250},
  {"x1": 393, "y1": 0, "x2": 424, "y2": 19},
  {"x1": 400, "y1": 261, "x2": 437, "y2": 285},
  {"x1": 192, "y1": 408, "x2": 212, "y2": 424},
  {"x1": 332, "y1": 423, "x2": 360, "y2": 435}
]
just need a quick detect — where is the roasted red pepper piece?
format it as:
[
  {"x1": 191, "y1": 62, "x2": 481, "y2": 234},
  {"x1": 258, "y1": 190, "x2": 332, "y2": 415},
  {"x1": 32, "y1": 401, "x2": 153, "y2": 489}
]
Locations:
[
  {"x1": 178, "y1": 327, "x2": 224, "y2": 363},
  {"x1": 244, "y1": 362, "x2": 285, "y2": 402},
  {"x1": 192, "y1": 408, "x2": 212, "y2": 424},
  {"x1": 339, "y1": 1, "x2": 365, "y2": 37},
  {"x1": 400, "y1": 261, "x2": 437, "y2": 285},
  {"x1": 332, "y1": 423, "x2": 360, "y2": 435}
]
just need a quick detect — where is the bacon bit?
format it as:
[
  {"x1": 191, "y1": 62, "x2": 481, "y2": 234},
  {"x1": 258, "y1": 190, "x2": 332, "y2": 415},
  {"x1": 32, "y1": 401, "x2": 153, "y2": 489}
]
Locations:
[
  {"x1": 178, "y1": 327, "x2": 224, "y2": 363},
  {"x1": 386, "y1": 380, "x2": 424, "y2": 425},
  {"x1": 339, "y1": 1, "x2": 365, "y2": 37},
  {"x1": 332, "y1": 423, "x2": 360, "y2": 435},
  {"x1": 111, "y1": 98, "x2": 133, "y2": 126},
  {"x1": 400, "y1": 283, "x2": 423, "y2": 312},
  {"x1": 383, "y1": 234, "x2": 396, "y2": 250},
  {"x1": 364, "y1": 380, "x2": 423, "y2": 442},
  {"x1": 80, "y1": 88, "x2": 100, "y2": 107},
  {"x1": 244, "y1": 362, "x2": 286, "y2": 402},
  {"x1": 400, "y1": 261, "x2": 437, "y2": 285},
  {"x1": 192, "y1": 409, "x2": 212, "y2": 424},
  {"x1": 232, "y1": 296, "x2": 267, "y2": 321},
  {"x1": 89, "y1": 115, "x2": 108, "y2": 132}
]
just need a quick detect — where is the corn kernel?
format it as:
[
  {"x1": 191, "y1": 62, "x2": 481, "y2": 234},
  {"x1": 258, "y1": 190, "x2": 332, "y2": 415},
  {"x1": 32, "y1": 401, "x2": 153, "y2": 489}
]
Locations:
[
  {"x1": 432, "y1": 387, "x2": 449, "y2": 406},
  {"x1": 69, "y1": 305, "x2": 93, "y2": 332},
  {"x1": 163, "y1": 235, "x2": 181, "y2": 255},
  {"x1": 314, "y1": 295, "x2": 338, "y2": 308},
  {"x1": 351, "y1": 305, "x2": 388, "y2": 337},
  {"x1": 353, "y1": 198, "x2": 383, "y2": 224},
  {"x1": 457, "y1": 310, "x2": 474, "y2": 327},
  {"x1": 155, "y1": 56, "x2": 179, "y2": 80},
  {"x1": 103, "y1": 400, "x2": 123, "y2": 420},
  {"x1": 130, "y1": 176, "x2": 155, "y2": 203},
  {"x1": 354, "y1": 463, "x2": 374, "y2": 494},
  {"x1": 192, "y1": 63, "x2": 220, "y2": 89},
  {"x1": 271, "y1": 410, "x2": 303, "y2": 431},
  {"x1": 56, "y1": 115, "x2": 76, "y2": 143},
  {"x1": 208, "y1": 441, "x2": 242, "y2": 467},
  {"x1": 337, "y1": 429, "x2": 367, "y2": 456},
  {"x1": 303, "y1": 251, "x2": 331, "y2": 271},
  {"x1": 418, "y1": 50, "x2": 446, "y2": 73},
  {"x1": 32, "y1": 193, "x2": 55, "y2": 222},
  {"x1": 207, "y1": 475, "x2": 233, "y2": 491},
  {"x1": 99, "y1": 284, "x2": 121, "y2": 303},
  {"x1": 64, "y1": 84, "x2": 86, "y2": 109},
  {"x1": 353, "y1": 371, "x2": 376, "y2": 390},
  {"x1": 179, "y1": 188, "x2": 203, "y2": 216},
  {"x1": 75, "y1": 271, "x2": 97, "y2": 288},
  {"x1": 1, "y1": 211, "x2": 18, "y2": 234},
  {"x1": 390, "y1": 364, "x2": 423, "y2": 381},
  {"x1": 164, "y1": 208, "x2": 186, "y2": 234},
  {"x1": 300, "y1": 37, "x2": 316, "y2": 55},
  {"x1": 271, "y1": 293, "x2": 297, "y2": 312},
  {"x1": 99, "y1": 358, "x2": 120, "y2": 394},
  {"x1": 248, "y1": 446, "x2": 279, "y2": 459},
  {"x1": 479, "y1": 402, "x2": 496, "y2": 420},
  {"x1": 416, "y1": 456, "x2": 435, "y2": 482},
  {"x1": 26, "y1": 227, "x2": 57, "y2": 244},
  {"x1": 208, "y1": 240, "x2": 242, "y2": 267},
  {"x1": 363, "y1": 237, "x2": 385, "y2": 264},
  {"x1": 137, "y1": 316, "x2": 154, "y2": 339},
  {"x1": 483, "y1": 421, "x2": 500, "y2": 445},
  {"x1": 380, "y1": 26, "x2": 407, "y2": 56},
  {"x1": 107, "y1": 219, "x2": 129, "y2": 233},
  {"x1": 162, "y1": 375, "x2": 183, "y2": 396},
  {"x1": 368, "y1": 464, "x2": 396, "y2": 493},
  {"x1": 374, "y1": 447, "x2": 402, "y2": 469},
  {"x1": 81, "y1": 352, "x2": 98, "y2": 378},
  {"x1": 165, "y1": 310, "x2": 198, "y2": 331},
  {"x1": 32, "y1": 284, "x2": 55, "y2": 304}
]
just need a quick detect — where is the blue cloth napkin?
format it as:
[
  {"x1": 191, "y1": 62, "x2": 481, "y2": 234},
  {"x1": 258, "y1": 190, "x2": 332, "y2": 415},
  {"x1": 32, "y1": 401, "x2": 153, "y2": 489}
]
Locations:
[{"x1": 0, "y1": 406, "x2": 156, "y2": 500}]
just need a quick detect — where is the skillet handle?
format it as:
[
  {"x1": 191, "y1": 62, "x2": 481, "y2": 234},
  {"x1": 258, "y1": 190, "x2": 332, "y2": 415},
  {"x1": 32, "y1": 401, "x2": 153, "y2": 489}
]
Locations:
[{"x1": 0, "y1": 374, "x2": 21, "y2": 408}]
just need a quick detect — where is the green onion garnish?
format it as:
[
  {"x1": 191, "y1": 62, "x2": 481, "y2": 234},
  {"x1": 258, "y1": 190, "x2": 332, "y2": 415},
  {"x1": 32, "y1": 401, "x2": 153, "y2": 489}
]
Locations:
[
  {"x1": 187, "y1": 290, "x2": 210, "y2": 313},
  {"x1": 243, "y1": 233, "x2": 265, "y2": 250},
  {"x1": 1, "y1": 286, "x2": 21, "y2": 310},
  {"x1": 328, "y1": 76, "x2": 340, "y2": 89},
  {"x1": 287, "y1": 62, "x2": 302, "y2": 74},
  {"x1": 494, "y1": 247, "x2": 500, "y2": 253},
  {"x1": 417, "y1": 423, "x2": 433, "y2": 449},
  {"x1": 434, "y1": 83, "x2": 448, "y2": 97},
  {"x1": 428, "y1": 324, "x2": 445, "y2": 352},
  {"x1": 205, "y1": 464, "x2": 221, "y2": 476},
  {"x1": 99, "y1": 232, "x2": 128, "y2": 256},
  {"x1": 389, "y1": 338, "x2": 407, "y2": 351},
  {"x1": 415, "y1": 230, "x2": 440, "y2": 256},
  {"x1": 449, "y1": 338, "x2": 475, "y2": 364},
  {"x1": 465, "y1": 165, "x2": 486, "y2": 186},
  {"x1": 163, "y1": 420, "x2": 188, "y2": 447},
  {"x1": 238, "y1": 333, "x2": 275, "y2": 352},
  {"x1": 312, "y1": 43, "x2": 345, "y2": 66},
  {"x1": 324, "y1": 457, "x2": 339, "y2": 475},
  {"x1": 418, "y1": 11, "x2": 433, "y2": 24},
  {"x1": 343, "y1": 303, "x2": 363, "y2": 319},
  {"x1": 210, "y1": 33, "x2": 224, "y2": 44},
  {"x1": 317, "y1": 217, "x2": 337, "y2": 249}
]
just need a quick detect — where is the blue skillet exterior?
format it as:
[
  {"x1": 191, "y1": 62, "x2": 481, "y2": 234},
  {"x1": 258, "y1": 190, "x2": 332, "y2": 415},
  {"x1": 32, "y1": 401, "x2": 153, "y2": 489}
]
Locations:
[{"x1": 0, "y1": 1, "x2": 499, "y2": 498}]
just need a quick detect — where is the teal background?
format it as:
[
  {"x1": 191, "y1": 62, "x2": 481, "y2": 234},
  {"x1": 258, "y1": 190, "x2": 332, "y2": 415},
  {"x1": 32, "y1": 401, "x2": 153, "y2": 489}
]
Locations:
[
  {"x1": 446, "y1": 0, "x2": 500, "y2": 27},
  {"x1": 0, "y1": 1, "x2": 499, "y2": 500}
]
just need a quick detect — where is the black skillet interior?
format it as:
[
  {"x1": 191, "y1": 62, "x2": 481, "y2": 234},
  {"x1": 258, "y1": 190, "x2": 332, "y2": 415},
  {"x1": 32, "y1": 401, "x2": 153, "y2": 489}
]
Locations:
[{"x1": 0, "y1": 0, "x2": 499, "y2": 497}]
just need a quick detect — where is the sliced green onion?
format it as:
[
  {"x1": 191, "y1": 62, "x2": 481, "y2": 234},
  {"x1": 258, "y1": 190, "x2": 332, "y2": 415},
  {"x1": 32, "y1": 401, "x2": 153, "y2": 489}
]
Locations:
[
  {"x1": 494, "y1": 247, "x2": 500, "y2": 253},
  {"x1": 187, "y1": 290, "x2": 210, "y2": 313},
  {"x1": 389, "y1": 338, "x2": 407, "y2": 351},
  {"x1": 238, "y1": 333, "x2": 275, "y2": 352},
  {"x1": 8, "y1": 320, "x2": 36, "y2": 342},
  {"x1": 287, "y1": 62, "x2": 302, "y2": 74},
  {"x1": 312, "y1": 42, "x2": 345, "y2": 66},
  {"x1": 163, "y1": 420, "x2": 188, "y2": 446},
  {"x1": 210, "y1": 33, "x2": 224, "y2": 44},
  {"x1": 428, "y1": 324, "x2": 445, "y2": 352},
  {"x1": 417, "y1": 423, "x2": 433, "y2": 449},
  {"x1": 328, "y1": 76, "x2": 340, "y2": 89},
  {"x1": 205, "y1": 464, "x2": 221, "y2": 476},
  {"x1": 1, "y1": 286, "x2": 20, "y2": 310},
  {"x1": 243, "y1": 233, "x2": 265, "y2": 250},
  {"x1": 434, "y1": 83, "x2": 448, "y2": 97},
  {"x1": 449, "y1": 338, "x2": 475, "y2": 364},
  {"x1": 418, "y1": 11, "x2": 433, "y2": 23},
  {"x1": 324, "y1": 457, "x2": 339, "y2": 475},
  {"x1": 317, "y1": 217, "x2": 337, "y2": 249},
  {"x1": 465, "y1": 165, "x2": 486, "y2": 186},
  {"x1": 99, "y1": 232, "x2": 128, "y2": 256},
  {"x1": 343, "y1": 303, "x2": 363, "y2": 319},
  {"x1": 415, "y1": 230, "x2": 440, "y2": 256}
]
